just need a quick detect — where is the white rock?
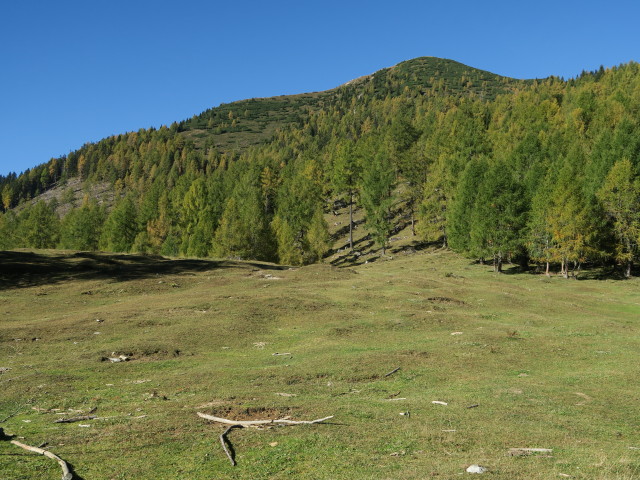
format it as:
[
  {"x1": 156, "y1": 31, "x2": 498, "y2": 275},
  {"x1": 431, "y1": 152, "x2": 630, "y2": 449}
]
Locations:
[{"x1": 466, "y1": 464, "x2": 487, "y2": 474}]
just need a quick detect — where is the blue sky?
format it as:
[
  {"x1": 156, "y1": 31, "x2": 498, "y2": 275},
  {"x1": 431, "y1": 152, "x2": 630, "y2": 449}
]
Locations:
[{"x1": 1, "y1": 0, "x2": 638, "y2": 176}]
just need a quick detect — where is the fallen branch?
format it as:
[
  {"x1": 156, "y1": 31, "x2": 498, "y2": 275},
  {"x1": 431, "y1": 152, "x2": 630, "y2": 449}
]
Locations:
[
  {"x1": 383, "y1": 367, "x2": 400, "y2": 378},
  {"x1": 54, "y1": 415, "x2": 97, "y2": 424},
  {"x1": 10, "y1": 440, "x2": 73, "y2": 480},
  {"x1": 508, "y1": 447, "x2": 553, "y2": 456},
  {"x1": 220, "y1": 425, "x2": 241, "y2": 466},
  {"x1": 199, "y1": 412, "x2": 334, "y2": 467},
  {"x1": 197, "y1": 412, "x2": 333, "y2": 427}
]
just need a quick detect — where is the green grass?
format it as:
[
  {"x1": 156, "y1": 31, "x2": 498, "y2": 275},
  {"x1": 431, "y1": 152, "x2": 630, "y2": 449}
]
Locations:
[{"x1": 1, "y1": 249, "x2": 639, "y2": 479}]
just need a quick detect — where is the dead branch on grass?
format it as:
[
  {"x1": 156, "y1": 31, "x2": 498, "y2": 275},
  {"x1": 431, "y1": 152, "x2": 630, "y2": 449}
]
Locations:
[
  {"x1": 10, "y1": 440, "x2": 73, "y2": 480},
  {"x1": 54, "y1": 415, "x2": 97, "y2": 423},
  {"x1": 198, "y1": 412, "x2": 334, "y2": 466},
  {"x1": 508, "y1": 447, "x2": 553, "y2": 456},
  {"x1": 220, "y1": 425, "x2": 242, "y2": 466},
  {"x1": 383, "y1": 367, "x2": 400, "y2": 377},
  {"x1": 197, "y1": 412, "x2": 333, "y2": 427}
]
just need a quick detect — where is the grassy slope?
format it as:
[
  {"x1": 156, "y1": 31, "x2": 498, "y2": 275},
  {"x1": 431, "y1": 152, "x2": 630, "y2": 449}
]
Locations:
[{"x1": 0, "y1": 249, "x2": 638, "y2": 479}]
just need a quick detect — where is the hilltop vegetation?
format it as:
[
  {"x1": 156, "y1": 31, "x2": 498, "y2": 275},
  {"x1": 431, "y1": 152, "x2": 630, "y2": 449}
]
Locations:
[
  {"x1": 1, "y1": 57, "x2": 639, "y2": 276},
  {"x1": 0, "y1": 249, "x2": 638, "y2": 479}
]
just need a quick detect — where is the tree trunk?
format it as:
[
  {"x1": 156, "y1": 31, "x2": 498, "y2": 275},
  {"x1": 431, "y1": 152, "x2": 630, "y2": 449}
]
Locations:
[
  {"x1": 562, "y1": 258, "x2": 568, "y2": 279},
  {"x1": 545, "y1": 261, "x2": 550, "y2": 276},
  {"x1": 626, "y1": 260, "x2": 632, "y2": 278},
  {"x1": 348, "y1": 191, "x2": 354, "y2": 252},
  {"x1": 410, "y1": 207, "x2": 415, "y2": 236},
  {"x1": 493, "y1": 254, "x2": 503, "y2": 273}
]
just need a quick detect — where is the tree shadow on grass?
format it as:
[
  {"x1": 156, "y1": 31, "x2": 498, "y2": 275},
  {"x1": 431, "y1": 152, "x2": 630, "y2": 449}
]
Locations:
[
  {"x1": 0, "y1": 250, "x2": 286, "y2": 291},
  {"x1": 482, "y1": 262, "x2": 629, "y2": 280}
]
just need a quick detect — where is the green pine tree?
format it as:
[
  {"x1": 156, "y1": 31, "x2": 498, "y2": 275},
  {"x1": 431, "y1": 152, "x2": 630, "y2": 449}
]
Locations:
[
  {"x1": 18, "y1": 201, "x2": 60, "y2": 249},
  {"x1": 213, "y1": 172, "x2": 275, "y2": 261},
  {"x1": 597, "y1": 158, "x2": 640, "y2": 277},
  {"x1": 100, "y1": 195, "x2": 138, "y2": 253},
  {"x1": 360, "y1": 150, "x2": 395, "y2": 255}
]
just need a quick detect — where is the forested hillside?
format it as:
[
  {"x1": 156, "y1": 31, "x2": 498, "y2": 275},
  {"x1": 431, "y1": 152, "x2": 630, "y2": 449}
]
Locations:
[{"x1": 1, "y1": 57, "x2": 639, "y2": 277}]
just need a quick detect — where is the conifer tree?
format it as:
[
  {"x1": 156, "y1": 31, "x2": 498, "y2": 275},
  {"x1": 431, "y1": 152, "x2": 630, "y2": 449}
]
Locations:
[
  {"x1": 597, "y1": 158, "x2": 640, "y2": 277},
  {"x1": 213, "y1": 171, "x2": 274, "y2": 261},
  {"x1": 2, "y1": 184, "x2": 15, "y2": 211},
  {"x1": 100, "y1": 195, "x2": 138, "y2": 253},
  {"x1": 59, "y1": 196, "x2": 105, "y2": 251},
  {"x1": 470, "y1": 160, "x2": 527, "y2": 272},
  {"x1": 547, "y1": 161, "x2": 594, "y2": 278},
  {"x1": 447, "y1": 158, "x2": 486, "y2": 254},
  {"x1": 0, "y1": 211, "x2": 18, "y2": 249},
  {"x1": 527, "y1": 180, "x2": 555, "y2": 275},
  {"x1": 146, "y1": 192, "x2": 171, "y2": 254},
  {"x1": 272, "y1": 159, "x2": 329, "y2": 265},
  {"x1": 181, "y1": 178, "x2": 213, "y2": 257},
  {"x1": 331, "y1": 141, "x2": 360, "y2": 251},
  {"x1": 360, "y1": 150, "x2": 394, "y2": 255},
  {"x1": 417, "y1": 158, "x2": 449, "y2": 247},
  {"x1": 18, "y1": 201, "x2": 60, "y2": 249}
]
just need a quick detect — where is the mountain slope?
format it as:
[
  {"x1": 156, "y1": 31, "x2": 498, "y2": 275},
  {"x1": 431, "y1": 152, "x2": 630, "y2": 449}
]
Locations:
[
  {"x1": 5, "y1": 58, "x2": 637, "y2": 275},
  {"x1": 1, "y1": 56, "x2": 529, "y2": 213},
  {"x1": 176, "y1": 57, "x2": 530, "y2": 153}
]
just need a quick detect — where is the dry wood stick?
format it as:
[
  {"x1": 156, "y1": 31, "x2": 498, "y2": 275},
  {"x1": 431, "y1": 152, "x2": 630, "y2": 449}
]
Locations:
[
  {"x1": 54, "y1": 415, "x2": 97, "y2": 424},
  {"x1": 10, "y1": 440, "x2": 73, "y2": 480},
  {"x1": 197, "y1": 412, "x2": 333, "y2": 427},
  {"x1": 220, "y1": 425, "x2": 241, "y2": 466},
  {"x1": 384, "y1": 367, "x2": 400, "y2": 378},
  {"x1": 200, "y1": 413, "x2": 333, "y2": 467},
  {"x1": 508, "y1": 447, "x2": 553, "y2": 456}
]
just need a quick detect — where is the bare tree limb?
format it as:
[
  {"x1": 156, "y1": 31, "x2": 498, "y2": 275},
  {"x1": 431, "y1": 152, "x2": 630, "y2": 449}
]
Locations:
[
  {"x1": 199, "y1": 412, "x2": 333, "y2": 466},
  {"x1": 197, "y1": 412, "x2": 333, "y2": 427},
  {"x1": 383, "y1": 367, "x2": 400, "y2": 378},
  {"x1": 220, "y1": 425, "x2": 241, "y2": 466},
  {"x1": 54, "y1": 415, "x2": 97, "y2": 424},
  {"x1": 10, "y1": 440, "x2": 73, "y2": 480},
  {"x1": 508, "y1": 447, "x2": 553, "y2": 456}
]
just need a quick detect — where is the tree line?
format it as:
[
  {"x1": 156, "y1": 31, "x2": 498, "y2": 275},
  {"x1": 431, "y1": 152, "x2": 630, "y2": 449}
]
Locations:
[{"x1": 1, "y1": 61, "x2": 639, "y2": 277}]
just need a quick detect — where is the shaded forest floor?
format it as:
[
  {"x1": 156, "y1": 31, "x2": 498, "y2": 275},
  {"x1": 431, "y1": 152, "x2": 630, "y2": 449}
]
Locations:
[{"x1": 0, "y1": 248, "x2": 639, "y2": 479}]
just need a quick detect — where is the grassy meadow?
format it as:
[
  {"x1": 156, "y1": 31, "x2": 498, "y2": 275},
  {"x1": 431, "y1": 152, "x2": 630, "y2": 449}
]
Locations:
[{"x1": 0, "y1": 248, "x2": 639, "y2": 479}]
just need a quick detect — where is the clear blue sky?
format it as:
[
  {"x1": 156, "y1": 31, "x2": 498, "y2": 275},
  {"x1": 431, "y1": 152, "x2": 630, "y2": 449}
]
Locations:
[{"x1": 1, "y1": 0, "x2": 638, "y2": 176}]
